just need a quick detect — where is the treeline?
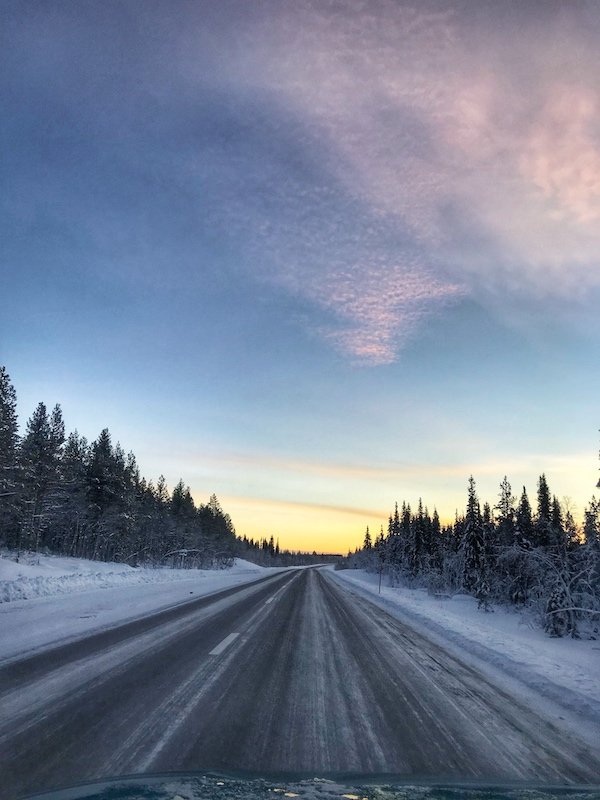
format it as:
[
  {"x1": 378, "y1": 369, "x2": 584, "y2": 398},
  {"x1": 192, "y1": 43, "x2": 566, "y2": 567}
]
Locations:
[
  {"x1": 344, "y1": 473, "x2": 600, "y2": 638},
  {"x1": 239, "y1": 534, "x2": 340, "y2": 567},
  {"x1": 0, "y1": 367, "x2": 330, "y2": 569}
]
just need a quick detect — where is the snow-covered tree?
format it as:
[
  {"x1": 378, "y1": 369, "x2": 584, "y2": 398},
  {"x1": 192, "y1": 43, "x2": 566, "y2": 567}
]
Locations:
[
  {"x1": 495, "y1": 476, "x2": 515, "y2": 546},
  {"x1": 0, "y1": 366, "x2": 19, "y2": 546},
  {"x1": 460, "y1": 477, "x2": 484, "y2": 594},
  {"x1": 19, "y1": 402, "x2": 65, "y2": 552}
]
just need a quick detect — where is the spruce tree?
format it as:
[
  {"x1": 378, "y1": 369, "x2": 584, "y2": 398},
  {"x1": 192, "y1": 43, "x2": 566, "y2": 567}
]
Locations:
[
  {"x1": 387, "y1": 502, "x2": 401, "y2": 565},
  {"x1": 460, "y1": 477, "x2": 484, "y2": 594},
  {"x1": 409, "y1": 499, "x2": 426, "y2": 577},
  {"x1": 495, "y1": 476, "x2": 515, "y2": 546},
  {"x1": 0, "y1": 367, "x2": 19, "y2": 546},
  {"x1": 59, "y1": 431, "x2": 89, "y2": 556},
  {"x1": 430, "y1": 508, "x2": 442, "y2": 571},
  {"x1": 583, "y1": 498, "x2": 599, "y2": 547},
  {"x1": 551, "y1": 496, "x2": 567, "y2": 552},
  {"x1": 19, "y1": 402, "x2": 64, "y2": 551},
  {"x1": 400, "y1": 502, "x2": 411, "y2": 568},
  {"x1": 534, "y1": 474, "x2": 553, "y2": 548},
  {"x1": 515, "y1": 486, "x2": 533, "y2": 547},
  {"x1": 87, "y1": 428, "x2": 116, "y2": 512}
]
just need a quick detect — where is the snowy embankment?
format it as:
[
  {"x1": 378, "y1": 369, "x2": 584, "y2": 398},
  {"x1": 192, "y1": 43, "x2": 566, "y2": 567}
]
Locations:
[
  {"x1": 0, "y1": 552, "x2": 282, "y2": 662},
  {"x1": 332, "y1": 568, "x2": 600, "y2": 741},
  {"x1": 0, "y1": 551, "x2": 268, "y2": 603}
]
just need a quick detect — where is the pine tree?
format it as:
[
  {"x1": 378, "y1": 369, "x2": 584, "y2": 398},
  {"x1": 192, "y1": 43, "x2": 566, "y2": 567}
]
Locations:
[
  {"x1": 58, "y1": 431, "x2": 89, "y2": 556},
  {"x1": 155, "y1": 475, "x2": 169, "y2": 504},
  {"x1": 87, "y1": 428, "x2": 116, "y2": 512},
  {"x1": 400, "y1": 501, "x2": 411, "y2": 568},
  {"x1": 0, "y1": 367, "x2": 19, "y2": 547},
  {"x1": 460, "y1": 476, "x2": 484, "y2": 594},
  {"x1": 531, "y1": 473, "x2": 553, "y2": 548},
  {"x1": 408, "y1": 499, "x2": 426, "y2": 577},
  {"x1": 515, "y1": 486, "x2": 533, "y2": 547},
  {"x1": 550, "y1": 496, "x2": 567, "y2": 552},
  {"x1": 171, "y1": 479, "x2": 188, "y2": 518},
  {"x1": 19, "y1": 402, "x2": 64, "y2": 552},
  {"x1": 387, "y1": 502, "x2": 401, "y2": 565},
  {"x1": 495, "y1": 476, "x2": 515, "y2": 546},
  {"x1": 49, "y1": 405, "x2": 65, "y2": 458},
  {"x1": 563, "y1": 505, "x2": 579, "y2": 551},
  {"x1": 430, "y1": 508, "x2": 442, "y2": 571},
  {"x1": 86, "y1": 428, "x2": 128, "y2": 560},
  {"x1": 583, "y1": 498, "x2": 599, "y2": 547}
]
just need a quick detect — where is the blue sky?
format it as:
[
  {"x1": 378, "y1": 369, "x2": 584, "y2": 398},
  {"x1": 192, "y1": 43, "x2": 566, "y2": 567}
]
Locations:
[{"x1": 2, "y1": 0, "x2": 600, "y2": 552}]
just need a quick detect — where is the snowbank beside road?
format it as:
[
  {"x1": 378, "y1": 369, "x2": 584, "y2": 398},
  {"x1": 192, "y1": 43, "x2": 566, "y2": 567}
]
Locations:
[
  {"x1": 332, "y1": 568, "x2": 600, "y2": 741},
  {"x1": 0, "y1": 551, "x2": 267, "y2": 603},
  {"x1": 0, "y1": 553, "x2": 283, "y2": 663}
]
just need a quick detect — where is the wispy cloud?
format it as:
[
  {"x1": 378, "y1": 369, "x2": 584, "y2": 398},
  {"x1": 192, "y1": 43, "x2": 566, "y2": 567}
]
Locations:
[
  {"x1": 18, "y1": 1, "x2": 599, "y2": 364},
  {"x1": 520, "y1": 84, "x2": 600, "y2": 225},
  {"x1": 166, "y1": 445, "x2": 595, "y2": 488},
  {"x1": 317, "y1": 265, "x2": 462, "y2": 364},
  {"x1": 217, "y1": 493, "x2": 384, "y2": 521},
  {"x1": 208, "y1": 0, "x2": 600, "y2": 357}
]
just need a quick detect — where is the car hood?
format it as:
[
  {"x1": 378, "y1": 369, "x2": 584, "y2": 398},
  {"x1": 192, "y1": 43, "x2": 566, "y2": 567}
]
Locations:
[{"x1": 24, "y1": 772, "x2": 600, "y2": 800}]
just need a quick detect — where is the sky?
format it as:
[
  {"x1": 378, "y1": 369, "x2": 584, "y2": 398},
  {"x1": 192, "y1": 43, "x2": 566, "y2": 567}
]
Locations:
[{"x1": 2, "y1": 0, "x2": 600, "y2": 553}]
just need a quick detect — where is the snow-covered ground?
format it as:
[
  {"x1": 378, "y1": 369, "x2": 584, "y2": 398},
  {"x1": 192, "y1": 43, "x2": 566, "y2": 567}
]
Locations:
[
  {"x1": 0, "y1": 551, "x2": 282, "y2": 662},
  {"x1": 0, "y1": 550, "x2": 272, "y2": 603},
  {"x1": 3, "y1": 552, "x2": 599, "y2": 754},
  {"x1": 332, "y1": 568, "x2": 600, "y2": 746}
]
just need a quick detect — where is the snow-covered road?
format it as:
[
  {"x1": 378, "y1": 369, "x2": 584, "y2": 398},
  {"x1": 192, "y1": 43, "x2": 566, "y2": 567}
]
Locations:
[{"x1": 1, "y1": 568, "x2": 599, "y2": 798}]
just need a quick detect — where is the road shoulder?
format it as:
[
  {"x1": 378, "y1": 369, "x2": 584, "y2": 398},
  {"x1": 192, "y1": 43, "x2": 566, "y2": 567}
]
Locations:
[{"x1": 328, "y1": 567, "x2": 600, "y2": 752}]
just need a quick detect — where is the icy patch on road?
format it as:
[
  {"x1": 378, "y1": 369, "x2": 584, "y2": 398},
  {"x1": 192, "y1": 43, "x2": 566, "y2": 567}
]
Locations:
[
  {"x1": 0, "y1": 551, "x2": 266, "y2": 603},
  {"x1": 331, "y1": 568, "x2": 600, "y2": 738}
]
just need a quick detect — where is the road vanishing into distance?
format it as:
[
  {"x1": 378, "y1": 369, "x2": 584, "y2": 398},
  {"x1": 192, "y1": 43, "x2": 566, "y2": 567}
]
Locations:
[{"x1": 1, "y1": 567, "x2": 600, "y2": 797}]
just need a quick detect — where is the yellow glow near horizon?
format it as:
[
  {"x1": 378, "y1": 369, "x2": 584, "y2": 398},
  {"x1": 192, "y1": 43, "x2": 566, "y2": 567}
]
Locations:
[
  {"x1": 182, "y1": 447, "x2": 598, "y2": 555},
  {"x1": 198, "y1": 495, "x2": 387, "y2": 555}
]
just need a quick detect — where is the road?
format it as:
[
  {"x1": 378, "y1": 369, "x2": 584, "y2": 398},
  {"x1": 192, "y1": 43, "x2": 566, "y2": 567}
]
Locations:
[{"x1": 1, "y1": 567, "x2": 599, "y2": 797}]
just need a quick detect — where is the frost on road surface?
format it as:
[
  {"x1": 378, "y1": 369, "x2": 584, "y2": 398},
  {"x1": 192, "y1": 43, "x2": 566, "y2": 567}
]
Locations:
[
  {"x1": 331, "y1": 568, "x2": 600, "y2": 750},
  {"x1": 1, "y1": 566, "x2": 600, "y2": 798}
]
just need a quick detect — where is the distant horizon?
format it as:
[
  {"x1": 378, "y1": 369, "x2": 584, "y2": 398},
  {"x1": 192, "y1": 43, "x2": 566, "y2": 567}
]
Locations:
[{"x1": 7, "y1": 363, "x2": 599, "y2": 555}]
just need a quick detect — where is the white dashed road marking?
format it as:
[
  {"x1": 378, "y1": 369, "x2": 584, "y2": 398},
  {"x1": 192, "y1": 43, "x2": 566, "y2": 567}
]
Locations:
[{"x1": 209, "y1": 632, "x2": 239, "y2": 656}]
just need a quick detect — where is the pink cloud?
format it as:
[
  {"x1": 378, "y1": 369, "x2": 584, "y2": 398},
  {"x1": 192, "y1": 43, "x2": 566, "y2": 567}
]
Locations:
[
  {"x1": 316, "y1": 264, "x2": 463, "y2": 365},
  {"x1": 520, "y1": 85, "x2": 600, "y2": 224},
  {"x1": 195, "y1": 1, "x2": 600, "y2": 361}
]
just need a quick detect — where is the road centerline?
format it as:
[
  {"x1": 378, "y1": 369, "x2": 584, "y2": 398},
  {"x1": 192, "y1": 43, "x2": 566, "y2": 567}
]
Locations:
[{"x1": 209, "y1": 632, "x2": 240, "y2": 656}]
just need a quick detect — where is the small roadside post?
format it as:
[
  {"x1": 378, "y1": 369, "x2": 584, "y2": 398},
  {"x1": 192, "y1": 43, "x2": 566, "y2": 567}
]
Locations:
[{"x1": 375, "y1": 526, "x2": 386, "y2": 594}]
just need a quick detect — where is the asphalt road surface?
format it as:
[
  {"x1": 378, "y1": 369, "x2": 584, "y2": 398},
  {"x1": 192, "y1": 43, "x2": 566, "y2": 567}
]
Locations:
[{"x1": 1, "y1": 567, "x2": 599, "y2": 797}]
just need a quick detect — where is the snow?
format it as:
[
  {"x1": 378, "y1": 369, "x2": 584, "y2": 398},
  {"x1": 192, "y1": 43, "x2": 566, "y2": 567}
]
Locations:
[
  {"x1": 331, "y1": 568, "x2": 600, "y2": 748},
  {"x1": 0, "y1": 551, "x2": 282, "y2": 662},
  {"x1": 0, "y1": 550, "x2": 268, "y2": 603},
  {"x1": 3, "y1": 551, "x2": 600, "y2": 757}
]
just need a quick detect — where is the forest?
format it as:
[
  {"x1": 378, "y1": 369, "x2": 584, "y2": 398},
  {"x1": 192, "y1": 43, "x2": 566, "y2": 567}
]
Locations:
[
  {"x1": 343, "y1": 470, "x2": 600, "y2": 638},
  {"x1": 2, "y1": 363, "x2": 599, "y2": 634},
  {"x1": 0, "y1": 367, "x2": 334, "y2": 569}
]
